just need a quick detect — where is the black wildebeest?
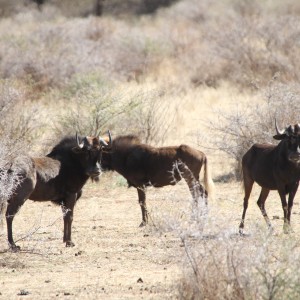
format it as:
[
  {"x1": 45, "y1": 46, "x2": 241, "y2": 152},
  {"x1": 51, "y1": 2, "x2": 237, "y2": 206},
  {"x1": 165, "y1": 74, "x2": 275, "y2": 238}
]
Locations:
[
  {"x1": 239, "y1": 121, "x2": 300, "y2": 234},
  {"x1": 101, "y1": 133, "x2": 214, "y2": 226},
  {"x1": 1, "y1": 133, "x2": 110, "y2": 250}
]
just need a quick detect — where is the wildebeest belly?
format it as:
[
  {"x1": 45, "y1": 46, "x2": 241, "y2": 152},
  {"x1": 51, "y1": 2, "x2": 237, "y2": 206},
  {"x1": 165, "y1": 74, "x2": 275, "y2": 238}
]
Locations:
[
  {"x1": 125, "y1": 166, "x2": 181, "y2": 188},
  {"x1": 252, "y1": 175, "x2": 278, "y2": 190},
  {"x1": 29, "y1": 179, "x2": 63, "y2": 202}
]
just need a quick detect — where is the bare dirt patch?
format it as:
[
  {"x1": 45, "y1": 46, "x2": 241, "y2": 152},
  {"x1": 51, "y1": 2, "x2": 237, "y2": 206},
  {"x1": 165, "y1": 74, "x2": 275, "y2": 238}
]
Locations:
[
  {"x1": 0, "y1": 174, "x2": 184, "y2": 299},
  {"x1": 1, "y1": 170, "x2": 299, "y2": 299}
]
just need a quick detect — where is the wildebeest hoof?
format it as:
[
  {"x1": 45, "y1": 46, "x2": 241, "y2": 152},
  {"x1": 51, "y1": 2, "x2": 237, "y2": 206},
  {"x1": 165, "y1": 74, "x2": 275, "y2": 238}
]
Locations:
[
  {"x1": 10, "y1": 244, "x2": 21, "y2": 252},
  {"x1": 283, "y1": 225, "x2": 293, "y2": 234},
  {"x1": 139, "y1": 221, "x2": 147, "y2": 227},
  {"x1": 66, "y1": 241, "x2": 75, "y2": 247}
]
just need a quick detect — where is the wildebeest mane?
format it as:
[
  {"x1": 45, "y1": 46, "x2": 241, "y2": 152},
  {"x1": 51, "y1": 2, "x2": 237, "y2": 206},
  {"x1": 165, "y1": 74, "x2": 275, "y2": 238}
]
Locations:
[
  {"x1": 47, "y1": 135, "x2": 78, "y2": 159},
  {"x1": 112, "y1": 135, "x2": 141, "y2": 148}
]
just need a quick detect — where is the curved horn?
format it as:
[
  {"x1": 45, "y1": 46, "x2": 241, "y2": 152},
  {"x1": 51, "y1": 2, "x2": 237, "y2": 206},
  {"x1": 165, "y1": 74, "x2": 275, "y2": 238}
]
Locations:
[
  {"x1": 99, "y1": 130, "x2": 112, "y2": 147},
  {"x1": 99, "y1": 138, "x2": 108, "y2": 146},
  {"x1": 275, "y1": 119, "x2": 285, "y2": 135},
  {"x1": 76, "y1": 132, "x2": 84, "y2": 148},
  {"x1": 107, "y1": 130, "x2": 112, "y2": 145}
]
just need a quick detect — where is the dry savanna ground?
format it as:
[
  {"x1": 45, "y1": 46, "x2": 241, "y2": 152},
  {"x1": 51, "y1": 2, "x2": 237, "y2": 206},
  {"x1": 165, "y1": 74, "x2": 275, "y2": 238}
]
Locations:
[
  {"x1": 0, "y1": 1, "x2": 300, "y2": 299},
  {"x1": 1, "y1": 89, "x2": 300, "y2": 299},
  {"x1": 1, "y1": 172, "x2": 300, "y2": 299}
]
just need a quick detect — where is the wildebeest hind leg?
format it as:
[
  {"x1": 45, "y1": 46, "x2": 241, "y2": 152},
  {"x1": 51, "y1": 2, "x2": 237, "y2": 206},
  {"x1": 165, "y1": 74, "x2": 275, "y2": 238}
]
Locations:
[
  {"x1": 256, "y1": 188, "x2": 272, "y2": 230},
  {"x1": 239, "y1": 175, "x2": 254, "y2": 235},
  {"x1": 6, "y1": 200, "x2": 23, "y2": 251},
  {"x1": 137, "y1": 188, "x2": 148, "y2": 227},
  {"x1": 6, "y1": 197, "x2": 28, "y2": 251},
  {"x1": 286, "y1": 182, "x2": 299, "y2": 233}
]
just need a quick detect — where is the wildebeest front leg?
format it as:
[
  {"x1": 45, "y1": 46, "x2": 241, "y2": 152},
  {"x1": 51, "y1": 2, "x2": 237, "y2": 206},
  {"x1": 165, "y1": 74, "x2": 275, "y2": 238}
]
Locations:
[
  {"x1": 137, "y1": 188, "x2": 148, "y2": 227},
  {"x1": 278, "y1": 189, "x2": 290, "y2": 234},
  {"x1": 62, "y1": 193, "x2": 77, "y2": 247},
  {"x1": 285, "y1": 182, "x2": 298, "y2": 233},
  {"x1": 288, "y1": 183, "x2": 299, "y2": 220}
]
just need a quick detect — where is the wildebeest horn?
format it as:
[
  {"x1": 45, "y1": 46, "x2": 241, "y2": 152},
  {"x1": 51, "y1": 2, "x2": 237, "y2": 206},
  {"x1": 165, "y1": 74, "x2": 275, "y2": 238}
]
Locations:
[
  {"x1": 99, "y1": 130, "x2": 112, "y2": 147},
  {"x1": 76, "y1": 132, "x2": 84, "y2": 148},
  {"x1": 107, "y1": 130, "x2": 112, "y2": 145},
  {"x1": 275, "y1": 119, "x2": 285, "y2": 135},
  {"x1": 99, "y1": 138, "x2": 108, "y2": 146}
]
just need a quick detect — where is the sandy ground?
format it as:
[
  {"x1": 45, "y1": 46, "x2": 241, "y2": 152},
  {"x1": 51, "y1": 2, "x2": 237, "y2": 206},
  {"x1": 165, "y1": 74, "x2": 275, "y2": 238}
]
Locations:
[
  {"x1": 1, "y1": 167, "x2": 300, "y2": 299},
  {"x1": 0, "y1": 174, "x2": 185, "y2": 299}
]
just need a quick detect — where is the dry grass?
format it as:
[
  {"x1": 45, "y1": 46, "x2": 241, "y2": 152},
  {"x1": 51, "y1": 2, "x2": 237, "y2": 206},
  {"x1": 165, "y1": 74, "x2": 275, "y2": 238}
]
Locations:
[{"x1": 0, "y1": 0, "x2": 299, "y2": 299}]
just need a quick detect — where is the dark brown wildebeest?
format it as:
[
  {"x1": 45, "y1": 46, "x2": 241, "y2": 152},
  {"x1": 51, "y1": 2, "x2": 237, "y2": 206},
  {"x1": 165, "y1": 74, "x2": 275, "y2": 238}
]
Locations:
[
  {"x1": 1, "y1": 133, "x2": 110, "y2": 250},
  {"x1": 239, "y1": 121, "x2": 300, "y2": 234},
  {"x1": 101, "y1": 133, "x2": 214, "y2": 226}
]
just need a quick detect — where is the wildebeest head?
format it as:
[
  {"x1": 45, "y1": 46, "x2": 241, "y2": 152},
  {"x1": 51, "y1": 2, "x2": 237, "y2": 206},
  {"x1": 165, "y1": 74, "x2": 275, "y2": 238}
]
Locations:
[
  {"x1": 99, "y1": 132, "x2": 142, "y2": 171},
  {"x1": 273, "y1": 120, "x2": 300, "y2": 163},
  {"x1": 72, "y1": 132, "x2": 111, "y2": 181}
]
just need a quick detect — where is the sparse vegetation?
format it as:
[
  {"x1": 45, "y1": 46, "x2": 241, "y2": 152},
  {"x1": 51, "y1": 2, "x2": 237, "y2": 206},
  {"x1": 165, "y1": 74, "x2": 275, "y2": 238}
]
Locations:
[
  {"x1": 204, "y1": 80, "x2": 300, "y2": 177},
  {"x1": 0, "y1": 0, "x2": 299, "y2": 298}
]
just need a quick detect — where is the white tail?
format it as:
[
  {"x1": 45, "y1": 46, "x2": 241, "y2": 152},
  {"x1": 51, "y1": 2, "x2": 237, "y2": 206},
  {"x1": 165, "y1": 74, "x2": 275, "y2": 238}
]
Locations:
[
  {"x1": 203, "y1": 157, "x2": 215, "y2": 201},
  {"x1": 0, "y1": 200, "x2": 7, "y2": 229}
]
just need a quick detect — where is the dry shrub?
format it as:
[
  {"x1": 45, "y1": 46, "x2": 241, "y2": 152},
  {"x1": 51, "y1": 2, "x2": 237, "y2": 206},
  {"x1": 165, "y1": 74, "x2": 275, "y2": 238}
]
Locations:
[
  {"x1": 0, "y1": 0, "x2": 299, "y2": 92},
  {"x1": 117, "y1": 87, "x2": 180, "y2": 145},
  {"x1": 147, "y1": 159, "x2": 300, "y2": 300},
  {"x1": 178, "y1": 232, "x2": 300, "y2": 300},
  {"x1": 0, "y1": 13, "x2": 167, "y2": 89},
  {"x1": 203, "y1": 81, "x2": 300, "y2": 177},
  {"x1": 150, "y1": 180, "x2": 300, "y2": 299},
  {"x1": 205, "y1": 2, "x2": 300, "y2": 88},
  {"x1": 0, "y1": 80, "x2": 41, "y2": 152},
  {"x1": 0, "y1": 80, "x2": 42, "y2": 215},
  {"x1": 159, "y1": 0, "x2": 300, "y2": 89},
  {"x1": 54, "y1": 77, "x2": 141, "y2": 136},
  {"x1": 0, "y1": 0, "x2": 32, "y2": 17},
  {"x1": 55, "y1": 77, "x2": 179, "y2": 145}
]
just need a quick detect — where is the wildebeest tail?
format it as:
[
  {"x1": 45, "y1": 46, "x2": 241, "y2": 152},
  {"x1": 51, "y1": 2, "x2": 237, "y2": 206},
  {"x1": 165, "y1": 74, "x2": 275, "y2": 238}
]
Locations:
[
  {"x1": 203, "y1": 156, "x2": 215, "y2": 201},
  {"x1": 0, "y1": 200, "x2": 7, "y2": 229}
]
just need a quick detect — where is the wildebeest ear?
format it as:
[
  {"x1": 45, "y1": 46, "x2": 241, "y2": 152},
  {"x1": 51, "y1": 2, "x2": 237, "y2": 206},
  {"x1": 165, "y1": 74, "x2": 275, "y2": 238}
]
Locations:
[{"x1": 273, "y1": 134, "x2": 286, "y2": 140}]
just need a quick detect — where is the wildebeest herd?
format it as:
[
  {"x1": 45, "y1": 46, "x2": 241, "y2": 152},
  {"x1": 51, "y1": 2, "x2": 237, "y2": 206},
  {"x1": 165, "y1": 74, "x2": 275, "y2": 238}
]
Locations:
[{"x1": 1, "y1": 121, "x2": 300, "y2": 250}]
